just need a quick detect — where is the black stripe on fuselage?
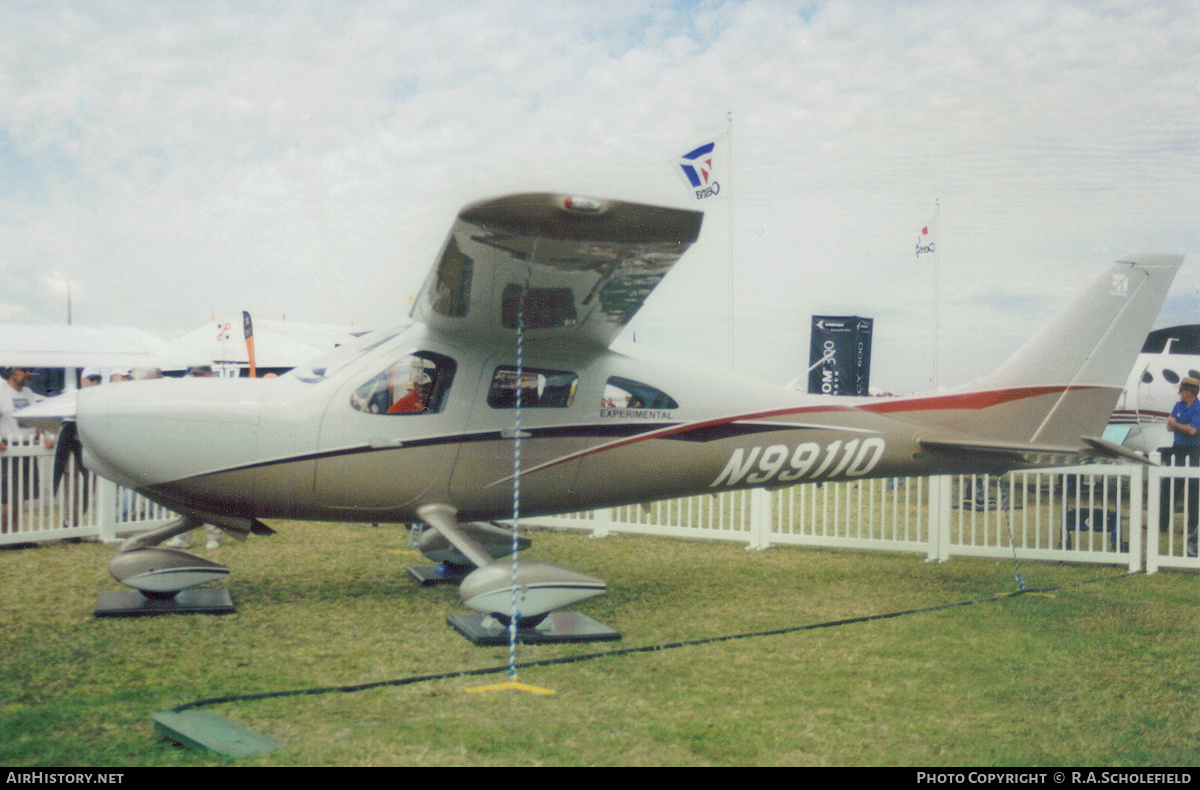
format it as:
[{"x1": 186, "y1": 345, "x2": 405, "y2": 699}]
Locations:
[{"x1": 167, "y1": 419, "x2": 817, "y2": 482}]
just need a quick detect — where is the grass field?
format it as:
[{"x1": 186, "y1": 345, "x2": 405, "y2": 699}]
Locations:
[{"x1": 0, "y1": 520, "x2": 1196, "y2": 766}]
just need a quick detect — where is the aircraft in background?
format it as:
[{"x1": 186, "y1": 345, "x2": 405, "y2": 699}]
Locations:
[
  {"x1": 1107, "y1": 324, "x2": 1200, "y2": 456},
  {"x1": 18, "y1": 193, "x2": 1183, "y2": 628}
]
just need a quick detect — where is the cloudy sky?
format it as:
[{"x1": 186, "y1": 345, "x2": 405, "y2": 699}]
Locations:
[{"x1": 1, "y1": 0, "x2": 1197, "y2": 392}]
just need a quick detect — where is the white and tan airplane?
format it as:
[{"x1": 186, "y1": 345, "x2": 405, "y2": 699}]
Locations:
[{"x1": 18, "y1": 193, "x2": 1184, "y2": 625}]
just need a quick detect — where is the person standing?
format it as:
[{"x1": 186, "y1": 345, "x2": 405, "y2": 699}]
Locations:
[
  {"x1": 0, "y1": 367, "x2": 54, "y2": 533},
  {"x1": 1160, "y1": 376, "x2": 1200, "y2": 549}
]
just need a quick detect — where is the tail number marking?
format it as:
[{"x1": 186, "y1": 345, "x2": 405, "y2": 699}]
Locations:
[{"x1": 710, "y1": 438, "x2": 886, "y2": 488}]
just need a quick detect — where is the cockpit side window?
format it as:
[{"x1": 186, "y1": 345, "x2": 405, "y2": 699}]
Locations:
[
  {"x1": 351, "y1": 352, "x2": 457, "y2": 415},
  {"x1": 487, "y1": 366, "x2": 577, "y2": 408},
  {"x1": 429, "y1": 239, "x2": 474, "y2": 318},
  {"x1": 601, "y1": 376, "x2": 678, "y2": 410}
]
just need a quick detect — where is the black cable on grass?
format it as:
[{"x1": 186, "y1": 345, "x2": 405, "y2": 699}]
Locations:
[{"x1": 170, "y1": 570, "x2": 1142, "y2": 714}]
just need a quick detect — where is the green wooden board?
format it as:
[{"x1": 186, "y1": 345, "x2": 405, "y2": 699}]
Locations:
[{"x1": 152, "y1": 710, "x2": 281, "y2": 757}]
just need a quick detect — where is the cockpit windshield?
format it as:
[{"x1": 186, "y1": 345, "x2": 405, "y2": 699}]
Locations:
[{"x1": 290, "y1": 326, "x2": 407, "y2": 383}]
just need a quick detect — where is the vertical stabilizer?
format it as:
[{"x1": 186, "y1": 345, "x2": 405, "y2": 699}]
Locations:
[
  {"x1": 982, "y1": 254, "x2": 1183, "y2": 392},
  {"x1": 979, "y1": 253, "x2": 1183, "y2": 445},
  {"x1": 892, "y1": 254, "x2": 1184, "y2": 448}
]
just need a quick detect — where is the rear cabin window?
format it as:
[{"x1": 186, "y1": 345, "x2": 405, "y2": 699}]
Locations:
[
  {"x1": 487, "y1": 366, "x2": 577, "y2": 408},
  {"x1": 351, "y1": 352, "x2": 456, "y2": 415},
  {"x1": 601, "y1": 377, "x2": 678, "y2": 410}
]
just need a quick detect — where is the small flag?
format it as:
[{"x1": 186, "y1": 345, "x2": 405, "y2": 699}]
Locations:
[
  {"x1": 915, "y1": 221, "x2": 935, "y2": 258},
  {"x1": 676, "y1": 141, "x2": 723, "y2": 200}
]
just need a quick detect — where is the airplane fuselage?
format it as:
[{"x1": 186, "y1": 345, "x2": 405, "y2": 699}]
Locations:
[{"x1": 74, "y1": 321, "x2": 1127, "y2": 527}]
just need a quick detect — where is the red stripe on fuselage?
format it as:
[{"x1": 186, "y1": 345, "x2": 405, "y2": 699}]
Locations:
[
  {"x1": 491, "y1": 386, "x2": 1088, "y2": 486},
  {"x1": 859, "y1": 385, "x2": 1087, "y2": 414}
]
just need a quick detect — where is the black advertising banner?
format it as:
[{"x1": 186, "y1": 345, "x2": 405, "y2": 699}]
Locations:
[{"x1": 808, "y1": 316, "x2": 873, "y2": 396}]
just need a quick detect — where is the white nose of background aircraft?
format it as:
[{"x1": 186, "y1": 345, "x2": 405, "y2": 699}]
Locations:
[{"x1": 17, "y1": 193, "x2": 1184, "y2": 630}]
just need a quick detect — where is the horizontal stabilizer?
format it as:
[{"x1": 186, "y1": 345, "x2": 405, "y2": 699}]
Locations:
[
  {"x1": 920, "y1": 437, "x2": 1086, "y2": 468},
  {"x1": 1080, "y1": 435, "x2": 1154, "y2": 465},
  {"x1": 922, "y1": 434, "x2": 1154, "y2": 468}
]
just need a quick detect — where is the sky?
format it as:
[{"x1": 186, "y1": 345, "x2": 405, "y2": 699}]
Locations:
[{"x1": 1, "y1": 0, "x2": 1197, "y2": 393}]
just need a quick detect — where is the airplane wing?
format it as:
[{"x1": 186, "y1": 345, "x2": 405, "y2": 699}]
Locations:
[
  {"x1": 13, "y1": 390, "x2": 77, "y2": 433},
  {"x1": 411, "y1": 193, "x2": 704, "y2": 351}
]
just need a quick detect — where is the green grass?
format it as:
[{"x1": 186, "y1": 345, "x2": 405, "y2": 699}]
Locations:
[{"x1": 0, "y1": 521, "x2": 1196, "y2": 766}]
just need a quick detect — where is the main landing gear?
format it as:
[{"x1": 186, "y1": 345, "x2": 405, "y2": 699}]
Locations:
[{"x1": 410, "y1": 503, "x2": 620, "y2": 645}]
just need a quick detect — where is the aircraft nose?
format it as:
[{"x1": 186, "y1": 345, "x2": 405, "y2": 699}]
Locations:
[{"x1": 77, "y1": 379, "x2": 263, "y2": 491}]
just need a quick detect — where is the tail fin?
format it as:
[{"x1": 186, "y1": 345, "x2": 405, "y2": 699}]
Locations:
[
  {"x1": 980, "y1": 253, "x2": 1182, "y2": 446},
  {"x1": 893, "y1": 254, "x2": 1184, "y2": 449},
  {"x1": 980, "y1": 253, "x2": 1183, "y2": 394}
]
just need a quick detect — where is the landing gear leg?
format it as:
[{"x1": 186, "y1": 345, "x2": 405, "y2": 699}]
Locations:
[
  {"x1": 414, "y1": 503, "x2": 620, "y2": 645},
  {"x1": 95, "y1": 516, "x2": 235, "y2": 618}
]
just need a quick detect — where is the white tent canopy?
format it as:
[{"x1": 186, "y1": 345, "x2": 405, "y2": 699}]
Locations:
[
  {"x1": 0, "y1": 325, "x2": 176, "y2": 370},
  {"x1": 0, "y1": 318, "x2": 364, "y2": 374},
  {"x1": 166, "y1": 318, "x2": 362, "y2": 370}
]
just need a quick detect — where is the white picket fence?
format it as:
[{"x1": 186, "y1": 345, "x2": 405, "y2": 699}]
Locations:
[
  {"x1": 2, "y1": 439, "x2": 1196, "y2": 574},
  {"x1": 0, "y1": 437, "x2": 176, "y2": 546},
  {"x1": 527, "y1": 459, "x2": 1199, "y2": 575}
]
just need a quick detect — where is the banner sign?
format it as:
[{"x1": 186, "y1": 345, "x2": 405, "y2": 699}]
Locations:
[{"x1": 808, "y1": 316, "x2": 873, "y2": 396}]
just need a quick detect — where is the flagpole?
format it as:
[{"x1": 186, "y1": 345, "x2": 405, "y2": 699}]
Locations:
[{"x1": 726, "y1": 111, "x2": 735, "y2": 371}]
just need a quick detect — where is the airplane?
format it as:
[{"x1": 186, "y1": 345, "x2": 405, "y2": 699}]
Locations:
[
  {"x1": 16, "y1": 192, "x2": 1184, "y2": 628},
  {"x1": 1107, "y1": 324, "x2": 1200, "y2": 456}
]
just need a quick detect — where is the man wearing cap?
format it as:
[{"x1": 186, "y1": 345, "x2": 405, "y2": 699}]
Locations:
[{"x1": 1160, "y1": 375, "x2": 1200, "y2": 546}]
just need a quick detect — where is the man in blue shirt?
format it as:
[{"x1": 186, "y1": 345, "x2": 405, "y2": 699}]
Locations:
[
  {"x1": 1160, "y1": 376, "x2": 1200, "y2": 547},
  {"x1": 1166, "y1": 376, "x2": 1200, "y2": 447}
]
